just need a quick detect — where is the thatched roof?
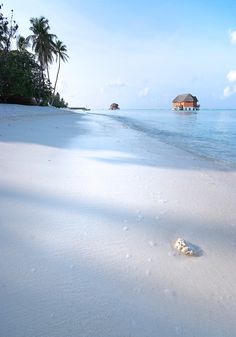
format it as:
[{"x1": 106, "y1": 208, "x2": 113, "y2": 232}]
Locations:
[{"x1": 172, "y1": 93, "x2": 198, "y2": 103}]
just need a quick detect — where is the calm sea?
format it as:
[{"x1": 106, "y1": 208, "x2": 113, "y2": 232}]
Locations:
[{"x1": 99, "y1": 109, "x2": 236, "y2": 168}]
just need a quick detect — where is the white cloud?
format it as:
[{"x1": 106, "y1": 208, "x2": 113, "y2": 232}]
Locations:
[
  {"x1": 226, "y1": 70, "x2": 236, "y2": 82},
  {"x1": 222, "y1": 70, "x2": 236, "y2": 98},
  {"x1": 229, "y1": 30, "x2": 236, "y2": 44},
  {"x1": 223, "y1": 86, "x2": 231, "y2": 97},
  {"x1": 106, "y1": 78, "x2": 126, "y2": 88},
  {"x1": 223, "y1": 85, "x2": 236, "y2": 97},
  {"x1": 139, "y1": 87, "x2": 150, "y2": 97},
  {"x1": 100, "y1": 78, "x2": 126, "y2": 95}
]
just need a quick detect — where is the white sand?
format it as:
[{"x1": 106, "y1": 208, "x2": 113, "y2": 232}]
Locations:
[{"x1": 0, "y1": 104, "x2": 236, "y2": 337}]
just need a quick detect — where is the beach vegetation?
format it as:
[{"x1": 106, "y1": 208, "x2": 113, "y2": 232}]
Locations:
[
  {"x1": 0, "y1": 4, "x2": 68, "y2": 107},
  {"x1": 27, "y1": 16, "x2": 56, "y2": 84},
  {"x1": 0, "y1": 49, "x2": 51, "y2": 104},
  {"x1": 16, "y1": 35, "x2": 30, "y2": 52},
  {"x1": 0, "y1": 4, "x2": 18, "y2": 52},
  {"x1": 51, "y1": 39, "x2": 69, "y2": 104},
  {"x1": 51, "y1": 92, "x2": 68, "y2": 108}
]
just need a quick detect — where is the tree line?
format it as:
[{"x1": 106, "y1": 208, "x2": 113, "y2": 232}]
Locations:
[{"x1": 0, "y1": 4, "x2": 69, "y2": 107}]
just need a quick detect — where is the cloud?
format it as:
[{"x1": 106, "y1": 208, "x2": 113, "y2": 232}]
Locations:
[
  {"x1": 223, "y1": 85, "x2": 236, "y2": 97},
  {"x1": 139, "y1": 87, "x2": 150, "y2": 97},
  {"x1": 106, "y1": 78, "x2": 126, "y2": 88},
  {"x1": 222, "y1": 70, "x2": 236, "y2": 98},
  {"x1": 226, "y1": 70, "x2": 236, "y2": 82},
  {"x1": 100, "y1": 78, "x2": 126, "y2": 94},
  {"x1": 229, "y1": 30, "x2": 236, "y2": 44}
]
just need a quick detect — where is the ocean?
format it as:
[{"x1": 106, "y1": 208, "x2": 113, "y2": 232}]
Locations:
[{"x1": 97, "y1": 109, "x2": 236, "y2": 168}]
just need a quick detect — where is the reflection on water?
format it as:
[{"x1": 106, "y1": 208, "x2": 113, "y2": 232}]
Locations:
[{"x1": 173, "y1": 110, "x2": 198, "y2": 116}]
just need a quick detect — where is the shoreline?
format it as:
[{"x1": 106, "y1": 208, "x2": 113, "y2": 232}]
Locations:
[
  {"x1": 1, "y1": 105, "x2": 236, "y2": 337},
  {"x1": 95, "y1": 109, "x2": 236, "y2": 172},
  {"x1": 0, "y1": 103, "x2": 76, "y2": 119}
]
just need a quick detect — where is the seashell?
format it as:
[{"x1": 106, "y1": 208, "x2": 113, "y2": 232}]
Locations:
[
  {"x1": 174, "y1": 238, "x2": 195, "y2": 256},
  {"x1": 181, "y1": 246, "x2": 193, "y2": 256},
  {"x1": 186, "y1": 249, "x2": 194, "y2": 256},
  {"x1": 174, "y1": 238, "x2": 186, "y2": 250},
  {"x1": 181, "y1": 246, "x2": 188, "y2": 253}
]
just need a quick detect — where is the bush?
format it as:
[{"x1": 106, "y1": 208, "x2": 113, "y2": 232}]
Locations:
[
  {"x1": 51, "y1": 92, "x2": 68, "y2": 108},
  {"x1": 0, "y1": 50, "x2": 52, "y2": 104}
]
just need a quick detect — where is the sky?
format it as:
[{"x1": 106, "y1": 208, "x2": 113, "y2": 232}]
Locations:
[{"x1": 4, "y1": 0, "x2": 236, "y2": 109}]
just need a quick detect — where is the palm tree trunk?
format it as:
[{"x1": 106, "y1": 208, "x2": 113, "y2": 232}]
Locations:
[
  {"x1": 46, "y1": 64, "x2": 50, "y2": 84},
  {"x1": 39, "y1": 63, "x2": 45, "y2": 104},
  {"x1": 51, "y1": 57, "x2": 60, "y2": 104}
]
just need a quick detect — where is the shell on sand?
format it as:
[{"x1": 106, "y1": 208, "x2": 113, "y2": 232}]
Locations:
[{"x1": 174, "y1": 238, "x2": 194, "y2": 256}]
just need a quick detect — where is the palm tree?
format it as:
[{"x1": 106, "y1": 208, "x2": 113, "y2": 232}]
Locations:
[
  {"x1": 52, "y1": 39, "x2": 69, "y2": 101},
  {"x1": 16, "y1": 35, "x2": 30, "y2": 52},
  {"x1": 27, "y1": 16, "x2": 56, "y2": 83}
]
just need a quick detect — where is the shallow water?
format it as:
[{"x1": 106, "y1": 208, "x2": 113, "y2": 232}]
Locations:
[{"x1": 93, "y1": 109, "x2": 236, "y2": 168}]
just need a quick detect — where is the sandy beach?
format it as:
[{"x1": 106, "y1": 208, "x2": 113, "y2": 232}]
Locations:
[{"x1": 1, "y1": 104, "x2": 236, "y2": 337}]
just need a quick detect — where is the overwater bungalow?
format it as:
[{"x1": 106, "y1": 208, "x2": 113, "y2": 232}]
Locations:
[{"x1": 172, "y1": 93, "x2": 200, "y2": 111}]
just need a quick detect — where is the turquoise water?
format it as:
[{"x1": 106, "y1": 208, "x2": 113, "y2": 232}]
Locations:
[{"x1": 101, "y1": 109, "x2": 236, "y2": 168}]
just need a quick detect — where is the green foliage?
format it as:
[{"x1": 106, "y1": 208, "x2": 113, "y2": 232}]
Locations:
[
  {"x1": 28, "y1": 16, "x2": 56, "y2": 68},
  {"x1": 0, "y1": 3, "x2": 69, "y2": 106},
  {"x1": 0, "y1": 50, "x2": 52, "y2": 103},
  {"x1": 16, "y1": 35, "x2": 30, "y2": 51},
  {"x1": 51, "y1": 92, "x2": 68, "y2": 108},
  {"x1": 0, "y1": 4, "x2": 18, "y2": 51}
]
